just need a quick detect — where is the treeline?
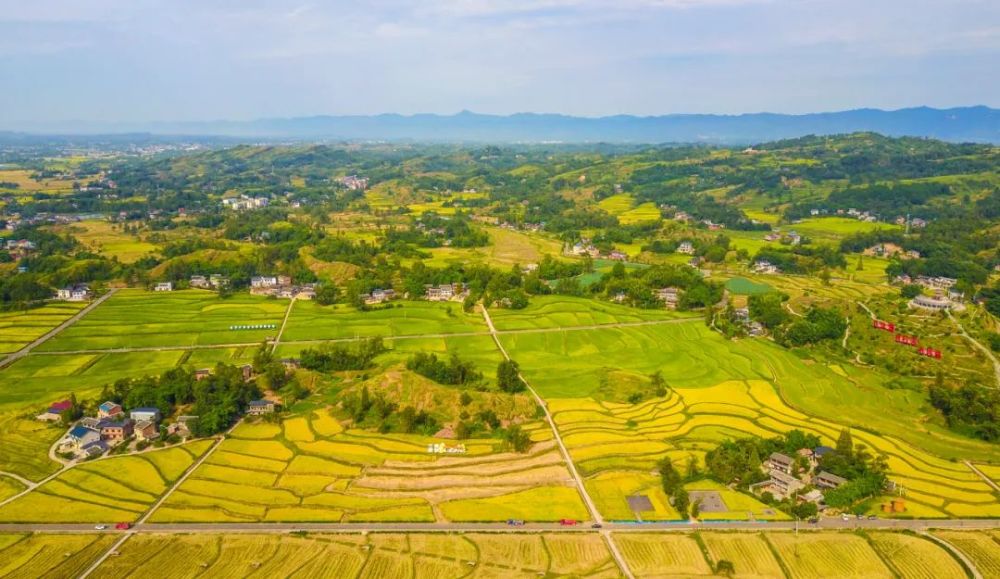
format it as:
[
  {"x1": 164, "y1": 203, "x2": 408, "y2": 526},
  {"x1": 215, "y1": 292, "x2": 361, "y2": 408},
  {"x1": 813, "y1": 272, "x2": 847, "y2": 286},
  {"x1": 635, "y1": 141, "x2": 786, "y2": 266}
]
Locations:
[
  {"x1": 299, "y1": 338, "x2": 386, "y2": 372},
  {"x1": 594, "y1": 262, "x2": 724, "y2": 310},
  {"x1": 753, "y1": 246, "x2": 846, "y2": 274},
  {"x1": 785, "y1": 183, "x2": 952, "y2": 221},
  {"x1": 929, "y1": 381, "x2": 1000, "y2": 441},
  {"x1": 98, "y1": 363, "x2": 260, "y2": 436}
]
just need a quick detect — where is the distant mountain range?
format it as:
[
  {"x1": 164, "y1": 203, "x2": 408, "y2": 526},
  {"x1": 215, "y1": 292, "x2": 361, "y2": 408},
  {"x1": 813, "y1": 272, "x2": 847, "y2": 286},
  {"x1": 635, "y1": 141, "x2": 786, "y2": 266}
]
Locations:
[{"x1": 5, "y1": 106, "x2": 1000, "y2": 144}]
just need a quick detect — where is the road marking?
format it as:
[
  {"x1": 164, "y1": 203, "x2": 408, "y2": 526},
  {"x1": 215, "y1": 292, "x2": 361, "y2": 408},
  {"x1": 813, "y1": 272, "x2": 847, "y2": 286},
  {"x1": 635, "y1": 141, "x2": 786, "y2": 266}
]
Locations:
[{"x1": 0, "y1": 288, "x2": 118, "y2": 368}]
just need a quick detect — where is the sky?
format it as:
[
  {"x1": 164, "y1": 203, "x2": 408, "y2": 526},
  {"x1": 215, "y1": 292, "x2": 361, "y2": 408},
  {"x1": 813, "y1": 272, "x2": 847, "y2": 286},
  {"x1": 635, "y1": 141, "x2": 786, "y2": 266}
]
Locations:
[{"x1": 0, "y1": 0, "x2": 998, "y2": 124}]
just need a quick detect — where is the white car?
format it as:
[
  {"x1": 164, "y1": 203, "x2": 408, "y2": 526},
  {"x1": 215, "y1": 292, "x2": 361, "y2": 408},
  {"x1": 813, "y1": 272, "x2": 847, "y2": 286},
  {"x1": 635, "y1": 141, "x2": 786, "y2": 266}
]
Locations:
[
  {"x1": 94, "y1": 525, "x2": 107, "y2": 530},
  {"x1": 840, "y1": 514, "x2": 850, "y2": 521}
]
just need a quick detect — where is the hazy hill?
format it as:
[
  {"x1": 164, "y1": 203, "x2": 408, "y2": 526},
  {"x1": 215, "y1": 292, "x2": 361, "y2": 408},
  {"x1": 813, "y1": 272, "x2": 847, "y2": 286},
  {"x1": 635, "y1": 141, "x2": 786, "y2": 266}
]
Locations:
[{"x1": 4, "y1": 106, "x2": 999, "y2": 144}]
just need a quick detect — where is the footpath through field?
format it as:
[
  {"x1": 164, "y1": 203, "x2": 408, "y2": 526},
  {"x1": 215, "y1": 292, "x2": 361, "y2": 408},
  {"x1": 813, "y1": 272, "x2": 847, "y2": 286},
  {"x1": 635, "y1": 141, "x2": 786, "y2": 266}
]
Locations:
[
  {"x1": 480, "y1": 305, "x2": 635, "y2": 579},
  {"x1": 0, "y1": 288, "x2": 118, "y2": 368}
]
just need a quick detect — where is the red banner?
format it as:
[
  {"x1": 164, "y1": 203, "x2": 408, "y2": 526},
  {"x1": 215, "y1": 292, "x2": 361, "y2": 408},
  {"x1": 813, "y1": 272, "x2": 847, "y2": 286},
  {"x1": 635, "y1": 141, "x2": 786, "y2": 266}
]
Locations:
[
  {"x1": 918, "y1": 347, "x2": 942, "y2": 359},
  {"x1": 872, "y1": 320, "x2": 896, "y2": 332},
  {"x1": 895, "y1": 334, "x2": 919, "y2": 346}
]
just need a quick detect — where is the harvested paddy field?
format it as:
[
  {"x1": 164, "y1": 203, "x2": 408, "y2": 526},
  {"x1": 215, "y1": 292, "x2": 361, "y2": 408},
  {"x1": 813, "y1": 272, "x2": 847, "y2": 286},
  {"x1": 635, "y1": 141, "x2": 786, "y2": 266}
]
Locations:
[
  {"x1": 39, "y1": 289, "x2": 289, "y2": 351},
  {"x1": 764, "y1": 532, "x2": 895, "y2": 578},
  {"x1": 281, "y1": 300, "x2": 487, "y2": 342},
  {"x1": 0, "y1": 533, "x2": 117, "y2": 578},
  {"x1": 0, "y1": 301, "x2": 85, "y2": 354},
  {"x1": 88, "y1": 532, "x2": 620, "y2": 578},
  {"x1": 0, "y1": 440, "x2": 213, "y2": 523},
  {"x1": 152, "y1": 411, "x2": 584, "y2": 523}
]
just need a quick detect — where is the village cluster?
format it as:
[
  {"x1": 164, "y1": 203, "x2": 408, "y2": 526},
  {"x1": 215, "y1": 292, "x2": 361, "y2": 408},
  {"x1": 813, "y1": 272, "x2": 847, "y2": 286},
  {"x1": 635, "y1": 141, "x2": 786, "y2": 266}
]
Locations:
[
  {"x1": 753, "y1": 448, "x2": 857, "y2": 513},
  {"x1": 361, "y1": 283, "x2": 470, "y2": 305}
]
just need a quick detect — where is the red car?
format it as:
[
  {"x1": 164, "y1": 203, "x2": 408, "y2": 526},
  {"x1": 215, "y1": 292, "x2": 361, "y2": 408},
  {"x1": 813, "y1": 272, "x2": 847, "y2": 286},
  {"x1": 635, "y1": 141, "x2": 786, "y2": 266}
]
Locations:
[
  {"x1": 115, "y1": 522, "x2": 132, "y2": 530},
  {"x1": 559, "y1": 519, "x2": 578, "y2": 526}
]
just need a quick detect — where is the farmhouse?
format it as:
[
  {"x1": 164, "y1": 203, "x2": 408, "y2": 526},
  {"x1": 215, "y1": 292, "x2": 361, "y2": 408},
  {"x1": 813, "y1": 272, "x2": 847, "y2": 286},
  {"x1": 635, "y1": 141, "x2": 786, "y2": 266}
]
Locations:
[
  {"x1": 247, "y1": 400, "x2": 276, "y2": 415},
  {"x1": 129, "y1": 407, "x2": 162, "y2": 423},
  {"x1": 36, "y1": 400, "x2": 72, "y2": 422},
  {"x1": 753, "y1": 260, "x2": 779, "y2": 274},
  {"x1": 677, "y1": 241, "x2": 695, "y2": 255},
  {"x1": 608, "y1": 250, "x2": 628, "y2": 261},
  {"x1": 97, "y1": 401, "x2": 123, "y2": 419},
  {"x1": 768, "y1": 452, "x2": 795, "y2": 474},
  {"x1": 340, "y1": 175, "x2": 369, "y2": 190},
  {"x1": 134, "y1": 420, "x2": 159, "y2": 441},
  {"x1": 767, "y1": 469, "x2": 804, "y2": 498},
  {"x1": 65, "y1": 424, "x2": 100, "y2": 448},
  {"x1": 655, "y1": 287, "x2": 680, "y2": 309},
  {"x1": 194, "y1": 368, "x2": 212, "y2": 380},
  {"x1": 800, "y1": 489, "x2": 826, "y2": 508},
  {"x1": 100, "y1": 419, "x2": 134, "y2": 443},
  {"x1": 814, "y1": 471, "x2": 848, "y2": 490},
  {"x1": 251, "y1": 276, "x2": 279, "y2": 288},
  {"x1": 56, "y1": 284, "x2": 92, "y2": 301},
  {"x1": 910, "y1": 294, "x2": 954, "y2": 311},
  {"x1": 167, "y1": 415, "x2": 198, "y2": 438},
  {"x1": 425, "y1": 284, "x2": 455, "y2": 301},
  {"x1": 154, "y1": 281, "x2": 173, "y2": 292},
  {"x1": 190, "y1": 275, "x2": 209, "y2": 288},
  {"x1": 364, "y1": 288, "x2": 395, "y2": 304}
]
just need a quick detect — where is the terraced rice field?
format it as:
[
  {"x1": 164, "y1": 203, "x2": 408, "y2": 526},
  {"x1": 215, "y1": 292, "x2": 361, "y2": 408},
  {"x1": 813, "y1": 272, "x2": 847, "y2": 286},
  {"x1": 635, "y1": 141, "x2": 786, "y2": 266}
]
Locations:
[
  {"x1": 0, "y1": 413, "x2": 64, "y2": 480},
  {"x1": 89, "y1": 533, "x2": 620, "y2": 578},
  {"x1": 700, "y1": 532, "x2": 787, "y2": 578},
  {"x1": 153, "y1": 410, "x2": 584, "y2": 523},
  {"x1": 764, "y1": 532, "x2": 894, "y2": 578},
  {"x1": 0, "y1": 534, "x2": 117, "y2": 578},
  {"x1": 0, "y1": 301, "x2": 85, "y2": 353},
  {"x1": 489, "y1": 295, "x2": 689, "y2": 331},
  {"x1": 615, "y1": 533, "x2": 713, "y2": 577},
  {"x1": 546, "y1": 379, "x2": 1000, "y2": 520},
  {"x1": 0, "y1": 350, "x2": 186, "y2": 413},
  {"x1": 933, "y1": 530, "x2": 1000, "y2": 578},
  {"x1": 0, "y1": 441, "x2": 212, "y2": 523},
  {"x1": 867, "y1": 532, "x2": 968, "y2": 579},
  {"x1": 39, "y1": 289, "x2": 289, "y2": 350},
  {"x1": 281, "y1": 300, "x2": 487, "y2": 342}
]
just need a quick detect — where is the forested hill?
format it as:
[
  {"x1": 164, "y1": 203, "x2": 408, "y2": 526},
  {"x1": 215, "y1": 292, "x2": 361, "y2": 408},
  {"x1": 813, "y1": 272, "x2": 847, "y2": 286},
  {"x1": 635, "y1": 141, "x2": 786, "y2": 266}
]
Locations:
[{"x1": 6, "y1": 106, "x2": 1000, "y2": 144}]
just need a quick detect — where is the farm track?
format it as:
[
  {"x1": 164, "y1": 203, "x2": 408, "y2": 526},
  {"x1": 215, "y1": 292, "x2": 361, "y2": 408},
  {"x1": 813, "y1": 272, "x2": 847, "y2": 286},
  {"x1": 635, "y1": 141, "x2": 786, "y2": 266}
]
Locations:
[
  {"x1": 480, "y1": 305, "x2": 636, "y2": 579},
  {"x1": 919, "y1": 530, "x2": 984, "y2": 579},
  {"x1": 965, "y1": 461, "x2": 1000, "y2": 493},
  {"x1": 0, "y1": 289, "x2": 118, "y2": 368},
  {"x1": 947, "y1": 310, "x2": 1000, "y2": 389},
  {"x1": 23, "y1": 315, "x2": 702, "y2": 357}
]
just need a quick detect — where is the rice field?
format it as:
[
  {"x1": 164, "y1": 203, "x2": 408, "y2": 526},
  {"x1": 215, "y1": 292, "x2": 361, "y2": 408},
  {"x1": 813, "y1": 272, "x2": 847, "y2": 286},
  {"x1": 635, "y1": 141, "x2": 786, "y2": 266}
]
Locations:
[
  {"x1": 700, "y1": 532, "x2": 787, "y2": 578},
  {"x1": 0, "y1": 413, "x2": 64, "y2": 481},
  {"x1": 764, "y1": 532, "x2": 894, "y2": 578},
  {"x1": 933, "y1": 531, "x2": 1000, "y2": 578},
  {"x1": 488, "y1": 295, "x2": 690, "y2": 331},
  {"x1": 51, "y1": 219, "x2": 159, "y2": 263},
  {"x1": 39, "y1": 289, "x2": 289, "y2": 351},
  {"x1": 153, "y1": 410, "x2": 584, "y2": 523},
  {"x1": 0, "y1": 441, "x2": 212, "y2": 523},
  {"x1": 89, "y1": 532, "x2": 620, "y2": 578},
  {"x1": 281, "y1": 300, "x2": 486, "y2": 342},
  {"x1": 615, "y1": 533, "x2": 713, "y2": 577},
  {"x1": 867, "y1": 532, "x2": 968, "y2": 579},
  {"x1": 0, "y1": 534, "x2": 117, "y2": 578},
  {"x1": 0, "y1": 302, "x2": 85, "y2": 354},
  {"x1": 545, "y1": 378, "x2": 1000, "y2": 520}
]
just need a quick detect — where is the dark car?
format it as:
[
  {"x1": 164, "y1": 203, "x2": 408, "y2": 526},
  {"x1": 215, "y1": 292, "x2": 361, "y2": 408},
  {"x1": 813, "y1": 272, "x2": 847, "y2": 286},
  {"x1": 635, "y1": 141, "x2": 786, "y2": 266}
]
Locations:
[
  {"x1": 808, "y1": 517, "x2": 819, "y2": 524},
  {"x1": 591, "y1": 523, "x2": 603, "y2": 529}
]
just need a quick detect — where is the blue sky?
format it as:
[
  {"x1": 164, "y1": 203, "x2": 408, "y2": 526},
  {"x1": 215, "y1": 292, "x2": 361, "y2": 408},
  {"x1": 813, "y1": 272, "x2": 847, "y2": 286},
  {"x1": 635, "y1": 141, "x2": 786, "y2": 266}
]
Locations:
[{"x1": 0, "y1": 0, "x2": 997, "y2": 122}]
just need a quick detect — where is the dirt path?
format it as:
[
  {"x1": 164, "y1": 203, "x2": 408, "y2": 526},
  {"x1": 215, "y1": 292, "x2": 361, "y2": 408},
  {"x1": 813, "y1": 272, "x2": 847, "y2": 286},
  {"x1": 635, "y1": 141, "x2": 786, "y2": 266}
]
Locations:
[
  {"x1": 947, "y1": 310, "x2": 1000, "y2": 389},
  {"x1": 0, "y1": 471, "x2": 36, "y2": 489},
  {"x1": 0, "y1": 289, "x2": 118, "y2": 368},
  {"x1": 919, "y1": 531, "x2": 983, "y2": 579},
  {"x1": 271, "y1": 297, "x2": 296, "y2": 353},
  {"x1": 481, "y1": 306, "x2": 635, "y2": 579},
  {"x1": 964, "y1": 460, "x2": 1000, "y2": 492}
]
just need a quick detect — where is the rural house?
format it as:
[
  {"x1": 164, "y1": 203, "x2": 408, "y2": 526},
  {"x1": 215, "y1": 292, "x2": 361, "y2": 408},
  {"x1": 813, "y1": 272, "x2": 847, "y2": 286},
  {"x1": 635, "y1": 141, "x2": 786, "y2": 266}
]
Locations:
[
  {"x1": 655, "y1": 287, "x2": 680, "y2": 309},
  {"x1": 134, "y1": 420, "x2": 159, "y2": 441},
  {"x1": 36, "y1": 400, "x2": 72, "y2": 422},
  {"x1": 98, "y1": 401, "x2": 124, "y2": 419},
  {"x1": 767, "y1": 452, "x2": 795, "y2": 474},
  {"x1": 247, "y1": 400, "x2": 276, "y2": 415},
  {"x1": 129, "y1": 407, "x2": 162, "y2": 423},
  {"x1": 677, "y1": 241, "x2": 695, "y2": 255},
  {"x1": 767, "y1": 469, "x2": 804, "y2": 498},
  {"x1": 814, "y1": 471, "x2": 848, "y2": 489},
  {"x1": 154, "y1": 281, "x2": 173, "y2": 292},
  {"x1": 56, "y1": 284, "x2": 92, "y2": 301},
  {"x1": 100, "y1": 419, "x2": 134, "y2": 443}
]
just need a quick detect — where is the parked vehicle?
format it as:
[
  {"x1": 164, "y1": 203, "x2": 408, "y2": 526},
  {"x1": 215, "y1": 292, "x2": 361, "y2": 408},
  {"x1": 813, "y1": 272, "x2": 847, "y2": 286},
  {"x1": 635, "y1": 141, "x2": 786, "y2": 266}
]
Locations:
[
  {"x1": 115, "y1": 522, "x2": 132, "y2": 530},
  {"x1": 559, "y1": 519, "x2": 578, "y2": 526},
  {"x1": 591, "y1": 523, "x2": 603, "y2": 529},
  {"x1": 94, "y1": 525, "x2": 107, "y2": 530},
  {"x1": 506, "y1": 519, "x2": 525, "y2": 526}
]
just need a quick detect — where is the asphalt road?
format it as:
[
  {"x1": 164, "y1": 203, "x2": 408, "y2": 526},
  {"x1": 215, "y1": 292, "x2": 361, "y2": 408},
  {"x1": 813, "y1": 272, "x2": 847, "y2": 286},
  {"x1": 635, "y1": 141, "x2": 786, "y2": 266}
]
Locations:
[{"x1": 2, "y1": 518, "x2": 998, "y2": 534}]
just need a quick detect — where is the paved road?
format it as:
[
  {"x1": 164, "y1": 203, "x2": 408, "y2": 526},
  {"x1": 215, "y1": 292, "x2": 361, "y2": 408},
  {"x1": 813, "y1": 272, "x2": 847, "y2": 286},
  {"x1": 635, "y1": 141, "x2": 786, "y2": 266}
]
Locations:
[
  {"x1": 0, "y1": 289, "x2": 118, "y2": 368},
  {"x1": 2, "y1": 518, "x2": 999, "y2": 535}
]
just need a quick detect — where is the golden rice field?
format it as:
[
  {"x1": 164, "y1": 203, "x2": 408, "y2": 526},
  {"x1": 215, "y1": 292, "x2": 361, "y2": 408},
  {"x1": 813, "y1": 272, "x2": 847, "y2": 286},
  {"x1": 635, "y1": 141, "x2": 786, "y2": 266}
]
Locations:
[
  {"x1": 933, "y1": 530, "x2": 1000, "y2": 578},
  {"x1": 0, "y1": 413, "x2": 64, "y2": 481},
  {"x1": 764, "y1": 532, "x2": 894, "y2": 578},
  {"x1": 700, "y1": 532, "x2": 786, "y2": 578},
  {"x1": 0, "y1": 440, "x2": 212, "y2": 523},
  {"x1": 867, "y1": 532, "x2": 969, "y2": 579},
  {"x1": 615, "y1": 533, "x2": 713, "y2": 577},
  {"x1": 88, "y1": 532, "x2": 620, "y2": 578},
  {"x1": 549, "y1": 380, "x2": 1000, "y2": 521},
  {"x1": 0, "y1": 534, "x2": 117, "y2": 578},
  {"x1": 0, "y1": 302, "x2": 85, "y2": 354},
  {"x1": 152, "y1": 410, "x2": 586, "y2": 523}
]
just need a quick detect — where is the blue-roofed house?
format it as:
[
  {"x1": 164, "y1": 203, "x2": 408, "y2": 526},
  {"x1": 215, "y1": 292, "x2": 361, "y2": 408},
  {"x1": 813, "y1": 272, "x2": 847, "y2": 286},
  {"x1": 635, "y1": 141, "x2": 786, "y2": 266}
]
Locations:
[
  {"x1": 98, "y1": 401, "x2": 123, "y2": 419},
  {"x1": 813, "y1": 446, "x2": 834, "y2": 458},
  {"x1": 65, "y1": 425, "x2": 100, "y2": 450}
]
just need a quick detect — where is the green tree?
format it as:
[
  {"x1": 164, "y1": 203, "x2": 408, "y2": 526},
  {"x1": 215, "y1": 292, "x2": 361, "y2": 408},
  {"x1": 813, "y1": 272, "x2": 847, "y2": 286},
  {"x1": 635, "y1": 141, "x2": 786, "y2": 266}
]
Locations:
[
  {"x1": 658, "y1": 458, "x2": 683, "y2": 495},
  {"x1": 836, "y1": 428, "x2": 854, "y2": 459},
  {"x1": 315, "y1": 284, "x2": 340, "y2": 305},
  {"x1": 497, "y1": 359, "x2": 523, "y2": 393}
]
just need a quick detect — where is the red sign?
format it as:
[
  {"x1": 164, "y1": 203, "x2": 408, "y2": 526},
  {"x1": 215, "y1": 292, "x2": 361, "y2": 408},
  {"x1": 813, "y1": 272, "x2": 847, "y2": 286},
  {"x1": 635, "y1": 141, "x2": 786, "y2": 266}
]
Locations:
[
  {"x1": 872, "y1": 320, "x2": 896, "y2": 332},
  {"x1": 895, "y1": 334, "x2": 919, "y2": 346},
  {"x1": 918, "y1": 347, "x2": 942, "y2": 359}
]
